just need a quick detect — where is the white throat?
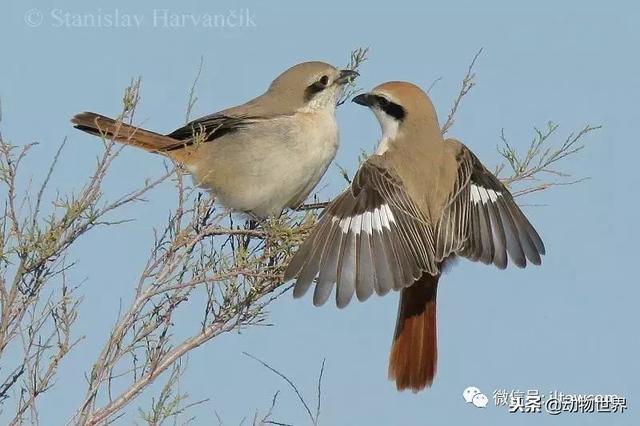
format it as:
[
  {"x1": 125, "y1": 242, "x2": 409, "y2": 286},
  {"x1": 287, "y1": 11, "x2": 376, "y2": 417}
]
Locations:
[
  {"x1": 298, "y1": 85, "x2": 342, "y2": 113},
  {"x1": 372, "y1": 107, "x2": 399, "y2": 155}
]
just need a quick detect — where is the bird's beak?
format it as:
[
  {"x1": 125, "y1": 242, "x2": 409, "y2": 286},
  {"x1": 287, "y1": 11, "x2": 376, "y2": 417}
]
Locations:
[
  {"x1": 352, "y1": 93, "x2": 372, "y2": 107},
  {"x1": 336, "y1": 69, "x2": 359, "y2": 85}
]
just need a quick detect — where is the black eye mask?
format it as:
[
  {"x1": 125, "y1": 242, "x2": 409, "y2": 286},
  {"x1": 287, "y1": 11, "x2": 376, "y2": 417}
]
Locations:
[
  {"x1": 374, "y1": 95, "x2": 406, "y2": 121},
  {"x1": 304, "y1": 77, "x2": 330, "y2": 101}
]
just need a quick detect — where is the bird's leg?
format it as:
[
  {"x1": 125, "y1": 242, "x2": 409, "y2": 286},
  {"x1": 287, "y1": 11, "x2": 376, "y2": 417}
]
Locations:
[
  {"x1": 242, "y1": 219, "x2": 258, "y2": 252},
  {"x1": 295, "y1": 201, "x2": 330, "y2": 211}
]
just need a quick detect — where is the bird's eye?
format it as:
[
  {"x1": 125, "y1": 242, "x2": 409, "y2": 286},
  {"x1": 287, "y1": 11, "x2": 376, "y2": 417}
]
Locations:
[
  {"x1": 304, "y1": 75, "x2": 331, "y2": 100},
  {"x1": 377, "y1": 96, "x2": 389, "y2": 107}
]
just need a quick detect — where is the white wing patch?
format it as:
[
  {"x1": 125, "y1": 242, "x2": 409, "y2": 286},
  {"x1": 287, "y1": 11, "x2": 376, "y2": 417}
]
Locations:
[
  {"x1": 333, "y1": 204, "x2": 396, "y2": 236},
  {"x1": 380, "y1": 204, "x2": 394, "y2": 229},
  {"x1": 470, "y1": 184, "x2": 501, "y2": 204}
]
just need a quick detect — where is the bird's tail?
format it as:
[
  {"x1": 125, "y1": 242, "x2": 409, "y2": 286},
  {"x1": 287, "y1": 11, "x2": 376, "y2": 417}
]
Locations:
[
  {"x1": 71, "y1": 112, "x2": 180, "y2": 153},
  {"x1": 388, "y1": 273, "x2": 439, "y2": 392}
]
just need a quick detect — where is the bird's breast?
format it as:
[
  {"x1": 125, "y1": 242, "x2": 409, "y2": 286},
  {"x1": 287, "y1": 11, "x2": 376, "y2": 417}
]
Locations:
[
  {"x1": 184, "y1": 110, "x2": 338, "y2": 217},
  {"x1": 280, "y1": 110, "x2": 339, "y2": 205},
  {"x1": 292, "y1": 110, "x2": 339, "y2": 156}
]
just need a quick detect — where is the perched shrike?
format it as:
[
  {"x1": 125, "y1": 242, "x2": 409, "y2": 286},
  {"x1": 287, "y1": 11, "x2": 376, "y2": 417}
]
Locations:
[
  {"x1": 71, "y1": 62, "x2": 358, "y2": 218},
  {"x1": 285, "y1": 81, "x2": 545, "y2": 392}
]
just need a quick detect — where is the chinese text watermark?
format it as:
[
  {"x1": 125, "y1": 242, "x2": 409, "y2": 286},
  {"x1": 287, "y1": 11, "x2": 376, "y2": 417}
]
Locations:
[
  {"x1": 463, "y1": 386, "x2": 628, "y2": 415},
  {"x1": 494, "y1": 388, "x2": 627, "y2": 415}
]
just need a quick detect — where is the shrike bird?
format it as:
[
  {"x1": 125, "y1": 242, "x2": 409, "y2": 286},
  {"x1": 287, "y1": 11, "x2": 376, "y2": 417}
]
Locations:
[
  {"x1": 285, "y1": 81, "x2": 545, "y2": 392},
  {"x1": 71, "y1": 62, "x2": 358, "y2": 218}
]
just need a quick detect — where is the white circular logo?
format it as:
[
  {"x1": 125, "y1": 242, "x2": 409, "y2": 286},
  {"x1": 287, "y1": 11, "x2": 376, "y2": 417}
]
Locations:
[
  {"x1": 463, "y1": 386, "x2": 481, "y2": 403},
  {"x1": 24, "y1": 9, "x2": 44, "y2": 27},
  {"x1": 472, "y1": 393, "x2": 489, "y2": 408}
]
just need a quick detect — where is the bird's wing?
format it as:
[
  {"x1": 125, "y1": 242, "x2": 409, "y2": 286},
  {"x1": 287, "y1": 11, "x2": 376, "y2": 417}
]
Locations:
[
  {"x1": 285, "y1": 158, "x2": 439, "y2": 308},
  {"x1": 163, "y1": 113, "x2": 261, "y2": 149},
  {"x1": 163, "y1": 92, "x2": 294, "y2": 150},
  {"x1": 435, "y1": 139, "x2": 545, "y2": 269}
]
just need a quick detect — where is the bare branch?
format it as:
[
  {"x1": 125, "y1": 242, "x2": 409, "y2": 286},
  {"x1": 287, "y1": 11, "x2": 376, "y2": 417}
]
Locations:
[
  {"x1": 314, "y1": 359, "x2": 325, "y2": 425},
  {"x1": 0, "y1": 79, "x2": 170, "y2": 423},
  {"x1": 441, "y1": 48, "x2": 483, "y2": 135},
  {"x1": 185, "y1": 56, "x2": 205, "y2": 124},
  {"x1": 243, "y1": 352, "x2": 314, "y2": 424},
  {"x1": 337, "y1": 47, "x2": 369, "y2": 106},
  {"x1": 496, "y1": 122, "x2": 600, "y2": 196}
]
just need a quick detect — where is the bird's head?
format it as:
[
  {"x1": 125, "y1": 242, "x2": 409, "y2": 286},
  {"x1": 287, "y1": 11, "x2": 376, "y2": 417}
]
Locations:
[
  {"x1": 352, "y1": 81, "x2": 440, "y2": 144},
  {"x1": 268, "y1": 61, "x2": 359, "y2": 112}
]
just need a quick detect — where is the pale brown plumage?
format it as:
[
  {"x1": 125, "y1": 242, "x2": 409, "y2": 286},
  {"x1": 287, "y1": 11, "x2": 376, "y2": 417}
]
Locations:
[
  {"x1": 71, "y1": 62, "x2": 358, "y2": 218},
  {"x1": 285, "y1": 81, "x2": 545, "y2": 392}
]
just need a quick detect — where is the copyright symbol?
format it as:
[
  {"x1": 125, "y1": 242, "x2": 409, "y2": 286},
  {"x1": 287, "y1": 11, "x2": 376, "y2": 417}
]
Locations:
[{"x1": 24, "y1": 9, "x2": 44, "y2": 27}]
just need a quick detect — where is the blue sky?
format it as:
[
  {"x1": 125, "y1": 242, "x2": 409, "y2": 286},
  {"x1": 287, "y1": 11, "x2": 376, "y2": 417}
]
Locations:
[{"x1": 1, "y1": 0, "x2": 638, "y2": 424}]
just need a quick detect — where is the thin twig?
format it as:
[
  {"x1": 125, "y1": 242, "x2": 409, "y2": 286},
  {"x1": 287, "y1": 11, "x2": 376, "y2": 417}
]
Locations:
[
  {"x1": 243, "y1": 352, "x2": 315, "y2": 425},
  {"x1": 441, "y1": 48, "x2": 483, "y2": 135}
]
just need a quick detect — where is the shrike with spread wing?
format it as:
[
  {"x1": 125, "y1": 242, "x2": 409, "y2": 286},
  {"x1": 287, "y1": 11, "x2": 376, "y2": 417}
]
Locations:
[
  {"x1": 72, "y1": 62, "x2": 358, "y2": 218},
  {"x1": 285, "y1": 81, "x2": 545, "y2": 392}
]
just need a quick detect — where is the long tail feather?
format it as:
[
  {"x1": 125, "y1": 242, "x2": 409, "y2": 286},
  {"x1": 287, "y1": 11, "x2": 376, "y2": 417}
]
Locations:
[
  {"x1": 71, "y1": 112, "x2": 179, "y2": 153},
  {"x1": 388, "y1": 273, "x2": 439, "y2": 392}
]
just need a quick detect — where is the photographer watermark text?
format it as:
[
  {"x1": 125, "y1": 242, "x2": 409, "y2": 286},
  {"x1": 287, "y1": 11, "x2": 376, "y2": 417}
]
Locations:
[{"x1": 24, "y1": 8, "x2": 256, "y2": 29}]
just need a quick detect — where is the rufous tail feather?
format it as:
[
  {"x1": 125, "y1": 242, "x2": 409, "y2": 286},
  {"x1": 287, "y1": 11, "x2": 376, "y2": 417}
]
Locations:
[
  {"x1": 71, "y1": 112, "x2": 181, "y2": 154},
  {"x1": 388, "y1": 273, "x2": 439, "y2": 392}
]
